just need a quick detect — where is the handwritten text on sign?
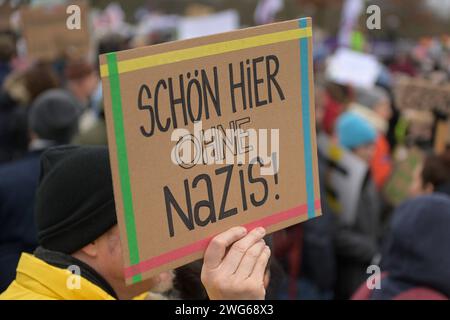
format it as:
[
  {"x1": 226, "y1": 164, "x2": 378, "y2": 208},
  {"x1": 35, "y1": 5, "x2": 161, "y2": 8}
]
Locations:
[{"x1": 100, "y1": 18, "x2": 321, "y2": 284}]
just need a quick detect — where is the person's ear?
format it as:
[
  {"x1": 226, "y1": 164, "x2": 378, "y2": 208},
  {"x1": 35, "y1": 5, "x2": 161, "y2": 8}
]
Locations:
[{"x1": 80, "y1": 241, "x2": 99, "y2": 258}]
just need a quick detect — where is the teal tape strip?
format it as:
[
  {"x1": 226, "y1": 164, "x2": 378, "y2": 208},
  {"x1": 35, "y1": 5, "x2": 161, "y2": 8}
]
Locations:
[{"x1": 298, "y1": 18, "x2": 315, "y2": 219}]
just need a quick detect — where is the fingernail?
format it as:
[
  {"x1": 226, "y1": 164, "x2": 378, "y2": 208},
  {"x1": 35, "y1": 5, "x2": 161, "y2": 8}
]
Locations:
[{"x1": 239, "y1": 226, "x2": 247, "y2": 235}]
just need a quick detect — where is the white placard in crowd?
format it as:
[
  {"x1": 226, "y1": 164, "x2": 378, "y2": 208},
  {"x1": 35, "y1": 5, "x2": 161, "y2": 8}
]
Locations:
[
  {"x1": 177, "y1": 10, "x2": 239, "y2": 40},
  {"x1": 326, "y1": 48, "x2": 381, "y2": 89}
]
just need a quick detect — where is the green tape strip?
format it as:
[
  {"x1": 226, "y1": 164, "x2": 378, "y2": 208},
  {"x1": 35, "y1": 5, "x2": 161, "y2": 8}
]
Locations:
[{"x1": 106, "y1": 53, "x2": 142, "y2": 283}]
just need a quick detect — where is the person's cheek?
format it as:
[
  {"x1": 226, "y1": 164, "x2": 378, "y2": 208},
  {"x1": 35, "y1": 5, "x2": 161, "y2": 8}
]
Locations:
[
  {"x1": 108, "y1": 235, "x2": 125, "y2": 276},
  {"x1": 110, "y1": 251, "x2": 125, "y2": 280}
]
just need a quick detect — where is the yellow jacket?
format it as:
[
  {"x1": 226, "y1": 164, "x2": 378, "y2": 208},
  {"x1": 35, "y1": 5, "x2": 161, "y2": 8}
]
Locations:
[{"x1": 0, "y1": 253, "x2": 147, "y2": 300}]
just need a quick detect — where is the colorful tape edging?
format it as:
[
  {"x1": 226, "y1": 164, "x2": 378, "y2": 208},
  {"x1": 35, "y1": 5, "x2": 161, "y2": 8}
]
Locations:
[
  {"x1": 298, "y1": 18, "x2": 316, "y2": 219},
  {"x1": 101, "y1": 26, "x2": 312, "y2": 78},
  {"x1": 106, "y1": 18, "x2": 317, "y2": 282},
  {"x1": 124, "y1": 199, "x2": 321, "y2": 278},
  {"x1": 106, "y1": 53, "x2": 142, "y2": 284}
]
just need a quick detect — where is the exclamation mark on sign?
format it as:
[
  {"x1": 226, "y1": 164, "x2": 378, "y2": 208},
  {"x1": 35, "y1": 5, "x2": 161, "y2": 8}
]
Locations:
[{"x1": 272, "y1": 152, "x2": 280, "y2": 200}]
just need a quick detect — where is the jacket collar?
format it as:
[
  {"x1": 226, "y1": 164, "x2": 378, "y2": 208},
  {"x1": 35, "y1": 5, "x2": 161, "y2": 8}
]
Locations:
[
  {"x1": 34, "y1": 247, "x2": 117, "y2": 298},
  {"x1": 15, "y1": 252, "x2": 116, "y2": 300}
]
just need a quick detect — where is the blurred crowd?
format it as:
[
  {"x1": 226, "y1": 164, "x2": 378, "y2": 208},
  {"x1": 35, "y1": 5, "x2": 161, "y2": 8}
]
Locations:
[
  {"x1": 1, "y1": 1, "x2": 450, "y2": 300},
  {"x1": 278, "y1": 27, "x2": 450, "y2": 300}
]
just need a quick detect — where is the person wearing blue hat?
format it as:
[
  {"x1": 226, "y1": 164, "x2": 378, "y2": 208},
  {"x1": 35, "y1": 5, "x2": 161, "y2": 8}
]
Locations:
[
  {"x1": 333, "y1": 111, "x2": 382, "y2": 299},
  {"x1": 336, "y1": 111, "x2": 377, "y2": 164}
]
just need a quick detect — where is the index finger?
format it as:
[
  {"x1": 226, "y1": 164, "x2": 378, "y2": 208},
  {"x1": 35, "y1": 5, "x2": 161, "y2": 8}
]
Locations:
[{"x1": 203, "y1": 226, "x2": 247, "y2": 269}]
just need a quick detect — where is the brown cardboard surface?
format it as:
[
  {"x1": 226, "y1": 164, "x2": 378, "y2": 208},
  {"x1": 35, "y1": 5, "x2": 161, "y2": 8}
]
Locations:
[
  {"x1": 20, "y1": 2, "x2": 90, "y2": 61},
  {"x1": 395, "y1": 76, "x2": 450, "y2": 115},
  {"x1": 100, "y1": 18, "x2": 321, "y2": 284}
]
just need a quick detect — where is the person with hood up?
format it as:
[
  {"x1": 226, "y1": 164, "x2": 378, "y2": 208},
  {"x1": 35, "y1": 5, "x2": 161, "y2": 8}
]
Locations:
[{"x1": 353, "y1": 193, "x2": 450, "y2": 299}]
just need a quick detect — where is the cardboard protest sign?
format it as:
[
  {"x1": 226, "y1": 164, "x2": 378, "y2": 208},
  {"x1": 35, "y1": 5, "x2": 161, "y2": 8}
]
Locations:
[
  {"x1": 20, "y1": 2, "x2": 90, "y2": 61},
  {"x1": 317, "y1": 133, "x2": 368, "y2": 225},
  {"x1": 395, "y1": 76, "x2": 450, "y2": 115},
  {"x1": 100, "y1": 18, "x2": 321, "y2": 284},
  {"x1": 383, "y1": 147, "x2": 423, "y2": 206}
]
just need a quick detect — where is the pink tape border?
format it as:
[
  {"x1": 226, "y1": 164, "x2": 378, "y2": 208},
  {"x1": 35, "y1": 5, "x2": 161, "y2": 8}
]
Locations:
[{"x1": 124, "y1": 199, "x2": 321, "y2": 278}]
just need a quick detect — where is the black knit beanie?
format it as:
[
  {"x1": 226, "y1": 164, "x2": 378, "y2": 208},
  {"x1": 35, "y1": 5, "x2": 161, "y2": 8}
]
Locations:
[{"x1": 35, "y1": 145, "x2": 117, "y2": 254}]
